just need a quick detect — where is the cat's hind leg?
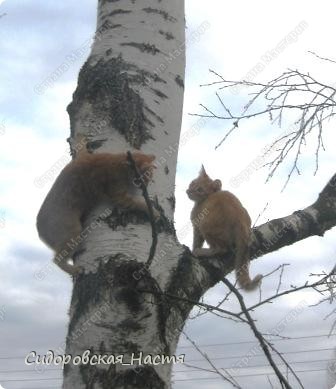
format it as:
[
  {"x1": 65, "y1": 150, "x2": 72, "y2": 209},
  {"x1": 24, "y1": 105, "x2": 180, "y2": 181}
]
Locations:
[{"x1": 53, "y1": 218, "x2": 84, "y2": 276}]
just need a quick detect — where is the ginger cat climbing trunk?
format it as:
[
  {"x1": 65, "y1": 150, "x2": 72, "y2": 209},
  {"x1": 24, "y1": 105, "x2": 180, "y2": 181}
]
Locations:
[
  {"x1": 187, "y1": 166, "x2": 262, "y2": 291},
  {"x1": 36, "y1": 150, "x2": 157, "y2": 276}
]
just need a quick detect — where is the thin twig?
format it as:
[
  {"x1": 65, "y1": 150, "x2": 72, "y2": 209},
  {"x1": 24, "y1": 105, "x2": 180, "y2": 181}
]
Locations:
[
  {"x1": 308, "y1": 50, "x2": 336, "y2": 65},
  {"x1": 276, "y1": 264, "x2": 286, "y2": 295},
  {"x1": 253, "y1": 201, "x2": 270, "y2": 227},
  {"x1": 139, "y1": 288, "x2": 249, "y2": 324},
  {"x1": 215, "y1": 120, "x2": 239, "y2": 150},
  {"x1": 222, "y1": 277, "x2": 293, "y2": 389},
  {"x1": 196, "y1": 67, "x2": 336, "y2": 187},
  {"x1": 264, "y1": 339, "x2": 304, "y2": 389},
  {"x1": 182, "y1": 331, "x2": 242, "y2": 389},
  {"x1": 267, "y1": 375, "x2": 275, "y2": 389},
  {"x1": 242, "y1": 269, "x2": 333, "y2": 314}
]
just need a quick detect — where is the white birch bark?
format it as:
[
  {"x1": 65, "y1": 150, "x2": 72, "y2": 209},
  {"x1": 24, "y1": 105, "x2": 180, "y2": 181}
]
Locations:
[{"x1": 64, "y1": 1, "x2": 186, "y2": 388}]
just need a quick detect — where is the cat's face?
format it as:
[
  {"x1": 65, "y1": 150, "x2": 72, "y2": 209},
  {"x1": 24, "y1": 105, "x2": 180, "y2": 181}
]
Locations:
[{"x1": 186, "y1": 166, "x2": 222, "y2": 202}]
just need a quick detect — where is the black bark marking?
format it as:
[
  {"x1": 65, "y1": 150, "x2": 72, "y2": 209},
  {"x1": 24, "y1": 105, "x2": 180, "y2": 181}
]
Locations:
[
  {"x1": 108, "y1": 9, "x2": 131, "y2": 17},
  {"x1": 144, "y1": 106, "x2": 164, "y2": 124},
  {"x1": 251, "y1": 228, "x2": 266, "y2": 257},
  {"x1": 86, "y1": 139, "x2": 107, "y2": 152},
  {"x1": 108, "y1": 24, "x2": 122, "y2": 30},
  {"x1": 294, "y1": 209, "x2": 324, "y2": 236},
  {"x1": 175, "y1": 75, "x2": 184, "y2": 88},
  {"x1": 81, "y1": 364, "x2": 166, "y2": 389},
  {"x1": 164, "y1": 165, "x2": 169, "y2": 175},
  {"x1": 98, "y1": 206, "x2": 174, "y2": 235},
  {"x1": 114, "y1": 261, "x2": 144, "y2": 313},
  {"x1": 67, "y1": 57, "x2": 155, "y2": 148},
  {"x1": 152, "y1": 196, "x2": 176, "y2": 235},
  {"x1": 166, "y1": 249, "x2": 205, "y2": 321},
  {"x1": 132, "y1": 70, "x2": 166, "y2": 87},
  {"x1": 68, "y1": 268, "x2": 107, "y2": 336},
  {"x1": 101, "y1": 207, "x2": 154, "y2": 230},
  {"x1": 67, "y1": 258, "x2": 150, "y2": 335},
  {"x1": 150, "y1": 87, "x2": 168, "y2": 100},
  {"x1": 80, "y1": 361, "x2": 116, "y2": 389},
  {"x1": 120, "y1": 42, "x2": 161, "y2": 55},
  {"x1": 159, "y1": 30, "x2": 175, "y2": 40},
  {"x1": 167, "y1": 195, "x2": 175, "y2": 211},
  {"x1": 120, "y1": 318, "x2": 143, "y2": 331},
  {"x1": 166, "y1": 247, "x2": 237, "y2": 327},
  {"x1": 251, "y1": 218, "x2": 298, "y2": 257},
  {"x1": 313, "y1": 174, "x2": 336, "y2": 228},
  {"x1": 143, "y1": 7, "x2": 177, "y2": 22},
  {"x1": 139, "y1": 271, "x2": 171, "y2": 354}
]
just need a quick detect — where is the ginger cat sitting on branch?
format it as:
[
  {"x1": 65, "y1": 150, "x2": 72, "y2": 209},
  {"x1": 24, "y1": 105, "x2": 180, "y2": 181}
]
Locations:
[
  {"x1": 37, "y1": 146, "x2": 157, "y2": 276},
  {"x1": 187, "y1": 166, "x2": 262, "y2": 291}
]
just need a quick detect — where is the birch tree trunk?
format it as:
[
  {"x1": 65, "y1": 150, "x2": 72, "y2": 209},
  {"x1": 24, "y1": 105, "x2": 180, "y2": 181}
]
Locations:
[
  {"x1": 62, "y1": 1, "x2": 336, "y2": 388},
  {"x1": 63, "y1": 1, "x2": 186, "y2": 388}
]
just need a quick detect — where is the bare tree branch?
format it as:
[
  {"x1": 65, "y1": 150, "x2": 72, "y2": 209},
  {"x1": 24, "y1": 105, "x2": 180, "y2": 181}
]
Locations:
[
  {"x1": 182, "y1": 331, "x2": 242, "y2": 388},
  {"x1": 192, "y1": 67, "x2": 336, "y2": 187},
  {"x1": 308, "y1": 50, "x2": 336, "y2": 65},
  {"x1": 222, "y1": 278, "x2": 294, "y2": 389},
  {"x1": 250, "y1": 172, "x2": 336, "y2": 259},
  {"x1": 243, "y1": 268, "x2": 335, "y2": 315},
  {"x1": 264, "y1": 338, "x2": 304, "y2": 389}
]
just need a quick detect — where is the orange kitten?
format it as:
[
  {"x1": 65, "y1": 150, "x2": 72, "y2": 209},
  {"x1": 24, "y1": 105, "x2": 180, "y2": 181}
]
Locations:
[
  {"x1": 187, "y1": 166, "x2": 262, "y2": 290},
  {"x1": 36, "y1": 152, "x2": 157, "y2": 276}
]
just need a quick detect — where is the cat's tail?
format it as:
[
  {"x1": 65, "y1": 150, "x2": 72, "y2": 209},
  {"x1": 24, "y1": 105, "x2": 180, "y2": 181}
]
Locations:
[{"x1": 234, "y1": 232, "x2": 262, "y2": 291}]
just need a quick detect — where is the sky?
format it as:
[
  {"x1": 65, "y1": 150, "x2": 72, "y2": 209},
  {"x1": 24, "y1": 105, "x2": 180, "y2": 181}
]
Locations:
[{"x1": 0, "y1": 0, "x2": 336, "y2": 388}]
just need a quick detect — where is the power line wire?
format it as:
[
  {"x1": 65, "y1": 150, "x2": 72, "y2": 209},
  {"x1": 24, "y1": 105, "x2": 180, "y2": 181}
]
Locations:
[
  {"x1": 173, "y1": 367, "x2": 329, "y2": 381},
  {"x1": 186, "y1": 346, "x2": 335, "y2": 363},
  {"x1": 1, "y1": 333, "x2": 334, "y2": 360},
  {"x1": 0, "y1": 357, "x2": 333, "y2": 376},
  {"x1": 175, "y1": 357, "x2": 334, "y2": 373},
  {"x1": 0, "y1": 367, "x2": 328, "y2": 383},
  {"x1": 8, "y1": 387, "x2": 61, "y2": 389},
  {"x1": 0, "y1": 377, "x2": 61, "y2": 383},
  {"x1": 0, "y1": 367, "x2": 61, "y2": 374},
  {"x1": 178, "y1": 333, "x2": 336, "y2": 349}
]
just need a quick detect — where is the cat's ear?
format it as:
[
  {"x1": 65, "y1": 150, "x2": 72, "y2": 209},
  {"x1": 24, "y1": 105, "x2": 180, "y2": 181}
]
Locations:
[
  {"x1": 212, "y1": 179, "x2": 222, "y2": 191},
  {"x1": 199, "y1": 165, "x2": 207, "y2": 176},
  {"x1": 140, "y1": 154, "x2": 156, "y2": 170}
]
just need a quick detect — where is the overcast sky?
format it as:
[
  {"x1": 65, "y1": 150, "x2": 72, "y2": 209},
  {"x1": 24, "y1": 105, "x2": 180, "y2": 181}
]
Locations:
[{"x1": 0, "y1": 1, "x2": 336, "y2": 388}]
